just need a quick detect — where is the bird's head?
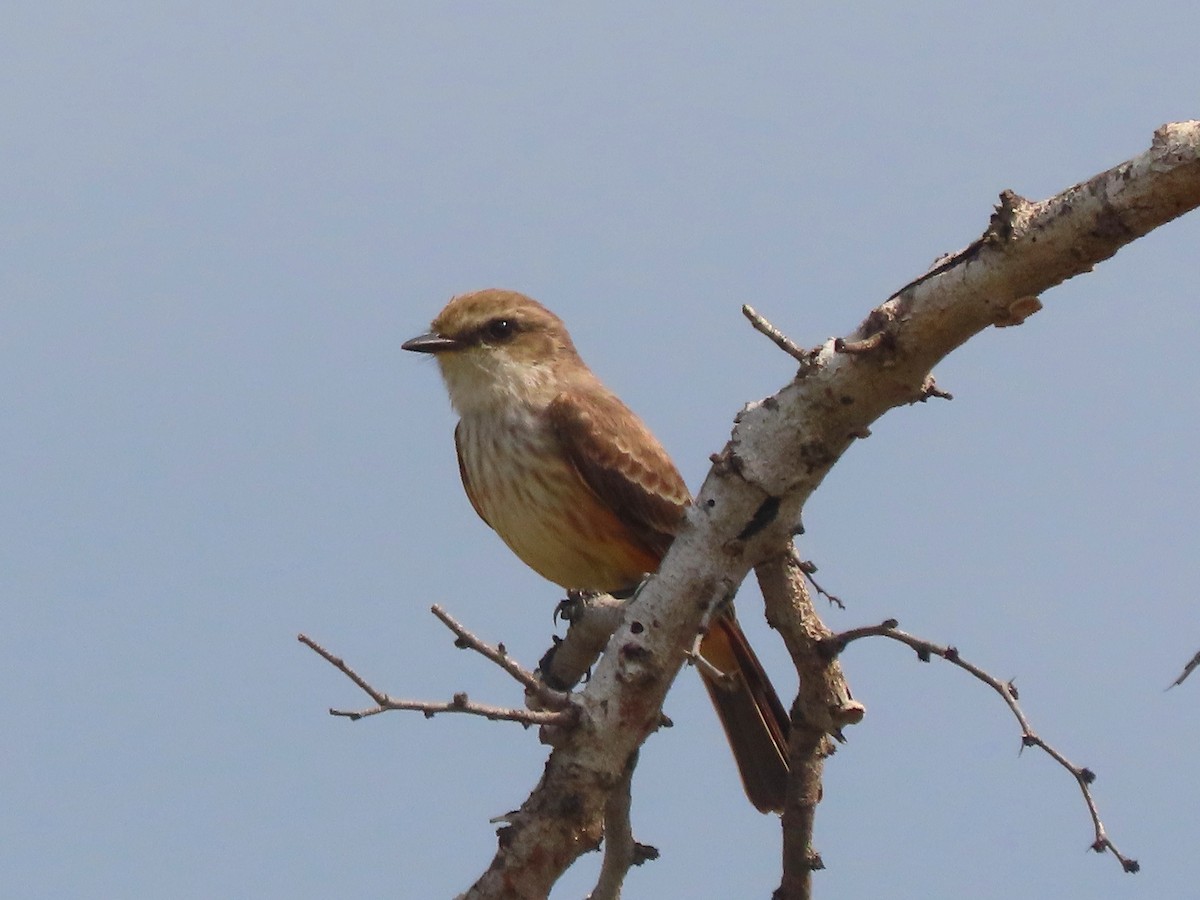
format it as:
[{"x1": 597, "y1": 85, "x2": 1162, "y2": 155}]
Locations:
[{"x1": 403, "y1": 289, "x2": 582, "y2": 415}]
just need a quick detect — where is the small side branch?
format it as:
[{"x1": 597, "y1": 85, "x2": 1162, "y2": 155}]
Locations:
[
  {"x1": 829, "y1": 620, "x2": 1139, "y2": 874},
  {"x1": 833, "y1": 332, "x2": 886, "y2": 355},
  {"x1": 742, "y1": 304, "x2": 811, "y2": 365},
  {"x1": 790, "y1": 550, "x2": 846, "y2": 610},
  {"x1": 1168, "y1": 648, "x2": 1200, "y2": 688},
  {"x1": 298, "y1": 603, "x2": 576, "y2": 728},
  {"x1": 429, "y1": 604, "x2": 571, "y2": 710}
]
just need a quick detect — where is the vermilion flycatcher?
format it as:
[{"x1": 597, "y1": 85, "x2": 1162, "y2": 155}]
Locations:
[{"x1": 403, "y1": 289, "x2": 789, "y2": 813}]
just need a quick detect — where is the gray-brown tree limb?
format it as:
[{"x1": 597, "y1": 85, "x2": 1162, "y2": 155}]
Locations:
[
  {"x1": 449, "y1": 120, "x2": 1199, "y2": 900},
  {"x1": 756, "y1": 549, "x2": 861, "y2": 898}
]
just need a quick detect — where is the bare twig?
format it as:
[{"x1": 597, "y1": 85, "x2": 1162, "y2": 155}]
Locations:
[
  {"x1": 1168, "y1": 648, "x2": 1200, "y2": 688},
  {"x1": 833, "y1": 332, "x2": 886, "y2": 354},
  {"x1": 742, "y1": 304, "x2": 811, "y2": 364},
  {"x1": 430, "y1": 604, "x2": 571, "y2": 710},
  {"x1": 349, "y1": 694, "x2": 565, "y2": 725},
  {"x1": 829, "y1": 620, "x2": 1139, "y2": 874},
  {"x1": 298, "y1": 604, "x2": 578, "y2": 727},
  {"x1": 789, "y1": 549, "x2": 846, "y2": 610}
]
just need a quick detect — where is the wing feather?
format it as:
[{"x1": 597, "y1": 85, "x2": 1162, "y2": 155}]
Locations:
[
  {"x1": 546, "y1": 386, "x2": 690, "y2": 561},
  {"x1": 454, "y1": 421, "x2": 492, "y2": 527}
]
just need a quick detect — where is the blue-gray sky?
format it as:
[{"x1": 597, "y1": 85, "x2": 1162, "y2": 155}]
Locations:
[{"x1": 4, "y1": 5, "x2": 1198, "y2": 898}]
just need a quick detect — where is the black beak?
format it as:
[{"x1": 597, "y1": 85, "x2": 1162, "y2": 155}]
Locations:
[{"x1": 402, "y1": 332, "x2": 463, "y2": 354}]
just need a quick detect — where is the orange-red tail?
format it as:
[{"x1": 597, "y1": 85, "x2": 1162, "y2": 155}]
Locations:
[{"x1": 697, "y1": 613, "x2": 790, "y2": 813}]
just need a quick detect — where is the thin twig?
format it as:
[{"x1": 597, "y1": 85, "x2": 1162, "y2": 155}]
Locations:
[
  {"x1": 430, "y1": 604, "x2": 571, "y2": 710},
  {"x1": 789, "y1": 549, "x2": 846, "y2": 610},
  {"x1": 829, "y1": 620, "x2": 1139, "y2": 873},
  {"x1": 337, "y1": 693, "x2": 567, "y2": 725},
  {"x1": 1168, "y1": 648, "x2": 1200, "y2": 688},
  {"x1": 742, "y1": 304, "x2": 810, "y2": 363},
  {"x1": 297, "y1": 632, "x2": 576, "y2": 727}
]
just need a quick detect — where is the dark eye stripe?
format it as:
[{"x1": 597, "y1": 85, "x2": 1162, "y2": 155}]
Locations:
[{"x1": 482, "y1": 318, "x2": 518, "y2": 342}]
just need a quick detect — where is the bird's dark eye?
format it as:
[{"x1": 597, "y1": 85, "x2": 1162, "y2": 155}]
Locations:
[{"x1": 484, "y1": 318, "x2": 517, "y2": 342}]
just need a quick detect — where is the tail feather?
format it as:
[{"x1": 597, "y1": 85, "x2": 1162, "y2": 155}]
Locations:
[{"x1": 697, "y1": 613, "x2": 790, "y2": 813}]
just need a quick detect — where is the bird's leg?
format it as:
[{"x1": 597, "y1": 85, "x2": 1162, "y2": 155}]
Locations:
[
  {"x1": 686, "y1": 584, "x2": 741, "y2": 691},
  {"x1": 686, "y1": 635, "x2": 737, "y2": 690},
  {"x1": 553, "y1": 589, "x2": 594, "y2": 625},
  {"x1": 541, "y1": 590, "x2": 627, "y2": 691}
]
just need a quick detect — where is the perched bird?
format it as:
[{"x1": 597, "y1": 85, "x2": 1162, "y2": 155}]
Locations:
[{"x1": 403, "y1": 289, "x2": 789, "y2": 812}]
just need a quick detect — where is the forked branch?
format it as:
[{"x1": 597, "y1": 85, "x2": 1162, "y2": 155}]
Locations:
[{"x1": 298, "y1": 603, "x2": 575, "y2": 727}]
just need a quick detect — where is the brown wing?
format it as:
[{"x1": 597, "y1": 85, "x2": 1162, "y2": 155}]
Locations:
[
  {"x1": 547, "y1": 385, "x2": 690, "y2": 562},
  {"x1": 553, "y1": 385, "x2": 790, "y2": 812},
  {"x1": 454, "y1": 421, "x2": 492, "y2": 528}
]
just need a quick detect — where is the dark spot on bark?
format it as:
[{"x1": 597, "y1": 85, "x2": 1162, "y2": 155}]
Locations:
[{"x1": 737, "y1": 495, "x2": 781, "y2": 540}]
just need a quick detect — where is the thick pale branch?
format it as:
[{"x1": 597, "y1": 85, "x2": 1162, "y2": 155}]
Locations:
[
  {"x1": 539, "y1": 591, "x2": 628, "y2": 691},
  {"x1": 457, "y1": 121, "x2": 1198, "y2": 897}
]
